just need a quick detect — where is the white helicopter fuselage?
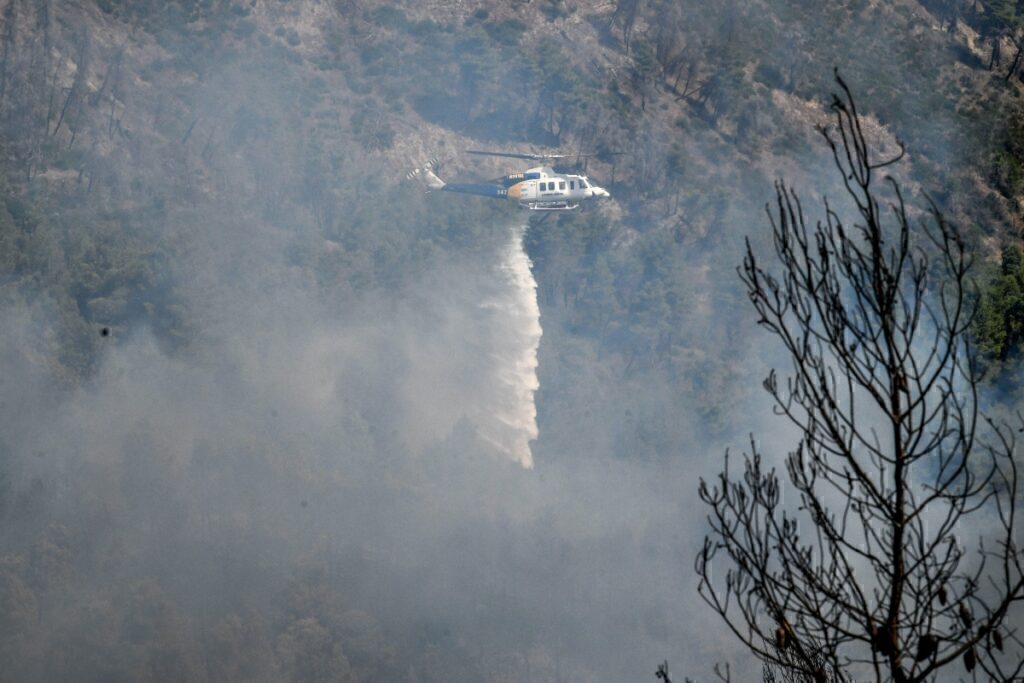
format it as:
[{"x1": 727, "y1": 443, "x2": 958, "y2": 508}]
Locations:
[
  {"x1": 505, "y1": 166, "x2": 610, "y2": 210},
  {"x1": 407, "y1": 158, "x2": 612, "y2": 210}
]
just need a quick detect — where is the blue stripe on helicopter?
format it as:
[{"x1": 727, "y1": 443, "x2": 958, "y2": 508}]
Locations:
[{"x1": 443, "y1": 183, "x2": 508, "y2": 198}]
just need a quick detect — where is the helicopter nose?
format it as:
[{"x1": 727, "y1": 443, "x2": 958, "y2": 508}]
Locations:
[{"x1": 592, "y1": 186, "x2": 610, "y2": 199}]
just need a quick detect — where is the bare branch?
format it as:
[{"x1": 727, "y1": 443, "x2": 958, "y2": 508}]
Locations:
[{"x1": 697, "y1": 73, "x2": 1024, "y2": 683}]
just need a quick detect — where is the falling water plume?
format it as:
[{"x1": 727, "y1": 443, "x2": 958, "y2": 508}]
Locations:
[{"x1": 472, "y1": 223, "x2": 542, "y2": 468}]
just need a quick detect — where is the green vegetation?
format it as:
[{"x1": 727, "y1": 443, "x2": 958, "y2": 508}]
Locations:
[{"x1": 974, "y1": 244, "x2": 1024, "y2": 363}]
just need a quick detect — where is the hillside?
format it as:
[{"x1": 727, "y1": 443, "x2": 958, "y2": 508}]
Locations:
[{"x1": 0, "y1": 1, "x2": 1022, "y2": 681}]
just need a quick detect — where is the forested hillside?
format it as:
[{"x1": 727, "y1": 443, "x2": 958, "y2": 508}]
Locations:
[{"x1": 0, "y1": 0, "x2": 1022, "y2": 681}]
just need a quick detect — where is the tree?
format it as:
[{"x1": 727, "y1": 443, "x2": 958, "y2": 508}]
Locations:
[
  {"x1": 973, "y1": 245, "x2": 1024, "y2": 362},
  {"x1": 629, "y1": 41, "x2": 659, "y2": 112},
  {"x1": 695, "y1": 74, "x2": 1024, "y2": 682},
  {"x1": 979, "y1": 0, "x2": 1024, "y2": 80},
  {"x1": 611, "y1": 0, "x2": 641, "y2": 54}
]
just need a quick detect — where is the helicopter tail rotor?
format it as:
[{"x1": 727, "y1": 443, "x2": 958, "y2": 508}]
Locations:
[{"x1": 406, "y1": 157, "x2": 446, "y2": 191}]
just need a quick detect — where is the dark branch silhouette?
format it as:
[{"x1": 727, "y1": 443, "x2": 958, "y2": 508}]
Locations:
[{"x1": 695, "y1": 73, "x2": 1024, "y2": 683}]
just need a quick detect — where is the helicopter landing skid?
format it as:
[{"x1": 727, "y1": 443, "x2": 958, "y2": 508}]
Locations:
[{"x1": 526, "y1": 201, "x2": 579, "y2": 211}]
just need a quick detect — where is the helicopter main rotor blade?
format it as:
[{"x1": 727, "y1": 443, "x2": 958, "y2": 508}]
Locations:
[
  {"x1": 467, "y1": 149, "x2": 626, "y2": 162},
  {"x1": 467, "y1": 149, "x2": 572, "y2": 161},
  {"x1": 571, "y1": 151, "x2": 627, "y2": 158}
]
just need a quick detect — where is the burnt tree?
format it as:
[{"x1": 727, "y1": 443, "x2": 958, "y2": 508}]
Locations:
[{"x1": 696, "y1": 74, "x2": 1024, "y2": 682}]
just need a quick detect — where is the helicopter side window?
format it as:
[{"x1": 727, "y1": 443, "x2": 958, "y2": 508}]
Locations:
[
  {"x1": 559, "y1": 181, "x2": 566, "y2": 190},
  {"x1": 570, "y1": 181, "x2": 576, "y2": 190},
  {"x1": 539, "y1": 182, "x2": 547, "y2": 191}
]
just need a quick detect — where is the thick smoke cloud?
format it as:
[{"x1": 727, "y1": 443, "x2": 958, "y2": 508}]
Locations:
[{"x1": 0, "y1": 199, "x2": 772, "y2": 680}]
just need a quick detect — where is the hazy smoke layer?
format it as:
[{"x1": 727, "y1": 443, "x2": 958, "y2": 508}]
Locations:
[{"x1": 472, "y1": 224, "x2": 541, "y2": 468}]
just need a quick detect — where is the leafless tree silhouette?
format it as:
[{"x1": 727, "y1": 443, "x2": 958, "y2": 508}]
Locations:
[{"x1": 695, "y1": 73, "x2": 1024, "y2": 683}]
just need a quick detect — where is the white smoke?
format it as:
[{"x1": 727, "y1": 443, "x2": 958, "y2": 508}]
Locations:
[{"x1": 471, "y1": 223, "x2": 542, "y2": 468}]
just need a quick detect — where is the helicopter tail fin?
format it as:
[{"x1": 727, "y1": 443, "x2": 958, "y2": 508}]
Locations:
[{"x1": 406, "y1": 158, "x2": 446, "y2": 191}]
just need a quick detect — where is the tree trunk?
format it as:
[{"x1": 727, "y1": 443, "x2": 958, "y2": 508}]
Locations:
[{"x1": 1005, "y1": 37, "x2": 1023, "y2": 83}]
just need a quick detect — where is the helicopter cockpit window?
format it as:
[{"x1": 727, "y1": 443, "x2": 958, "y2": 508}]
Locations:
[
  {"x1": 581, "y1": 178, "x2": 591, "y2": 188},
  {"x1": 559, "y1": 181, "x2": 566, "y2": 190}
]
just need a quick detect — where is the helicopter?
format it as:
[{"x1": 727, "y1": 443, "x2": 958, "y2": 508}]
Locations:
[{"x1": 407, "y1": 150, "x2": 612, "y2": 211}]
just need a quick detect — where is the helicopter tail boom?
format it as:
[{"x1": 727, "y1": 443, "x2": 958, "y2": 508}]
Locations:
[
  {"x1": 441, "y1": 183, "x2": 508, "y2": 198},
  {"x1": 407, "y1": 160, "x2": 509, "y2": 200}
]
